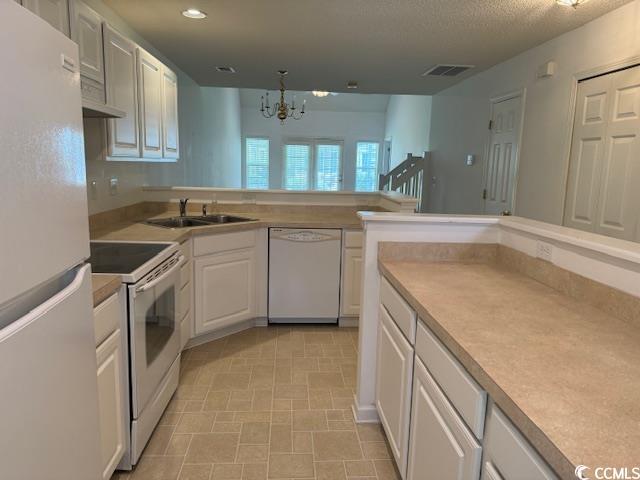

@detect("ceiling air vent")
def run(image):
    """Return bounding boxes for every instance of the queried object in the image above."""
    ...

[216,66,236,73]
[422,64,474,77]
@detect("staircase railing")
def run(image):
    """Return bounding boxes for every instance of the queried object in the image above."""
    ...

[379,152,429,212]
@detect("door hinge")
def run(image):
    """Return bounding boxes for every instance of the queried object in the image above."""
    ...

[488,120,493,130]
[482,188,487,200]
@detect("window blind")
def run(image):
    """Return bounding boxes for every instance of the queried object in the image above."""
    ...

[284,143,311,190]
[315,144,342,191]
[245,138,270,189]
[355,142,380,192]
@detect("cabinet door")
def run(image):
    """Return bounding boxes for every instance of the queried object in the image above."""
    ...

[407,357,482,480]
[341,248,362,316]
[69,0,104,84]
[194,249,256,335]
[376,305,414,478]
[161,66,179,159]
[104,24,140,157]
[22,0,70,36]
[96,329,126,480]
[137,49,163,158]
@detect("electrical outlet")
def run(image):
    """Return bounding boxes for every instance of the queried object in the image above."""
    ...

[536,241,553,262]
[109,177,118,196]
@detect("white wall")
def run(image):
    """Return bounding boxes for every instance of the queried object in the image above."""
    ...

[384,95,432,169]
[428,0,640,222]
[188,88,242,188]
[241,108,386,191]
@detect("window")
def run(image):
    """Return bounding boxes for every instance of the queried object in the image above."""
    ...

[284,143,311,190]
[283,139,343,191]
[315,143,342,191]
[355,141,380,191]
[245,138,270,189]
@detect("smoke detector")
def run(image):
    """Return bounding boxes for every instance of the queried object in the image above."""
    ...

[422,65,474,77]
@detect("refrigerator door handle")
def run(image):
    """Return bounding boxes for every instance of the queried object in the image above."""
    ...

[0,264,90,341]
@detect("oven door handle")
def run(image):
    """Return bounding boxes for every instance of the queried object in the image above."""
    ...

[135,255,185,294]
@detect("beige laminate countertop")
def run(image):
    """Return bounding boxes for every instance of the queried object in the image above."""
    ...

[91,274,121,307]
[90,210,362,242]
[379,259,640,480]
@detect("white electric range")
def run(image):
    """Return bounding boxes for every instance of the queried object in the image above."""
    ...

[90,240,184,468]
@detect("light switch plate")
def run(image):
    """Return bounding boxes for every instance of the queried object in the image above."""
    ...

[89,180,97,200]
[536,241,553,262]
[109,177,118,196]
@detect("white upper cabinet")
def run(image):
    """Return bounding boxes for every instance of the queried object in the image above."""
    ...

[103,24,140,158]
[161,66,179,159]
[69,0,105,103]
[22,0,70,36]
[137,48,163,159]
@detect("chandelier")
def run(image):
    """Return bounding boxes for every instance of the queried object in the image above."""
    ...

[260,70,305,124]
[556,0,589,6]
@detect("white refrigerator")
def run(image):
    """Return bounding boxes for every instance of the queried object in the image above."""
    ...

[0,2,102,479]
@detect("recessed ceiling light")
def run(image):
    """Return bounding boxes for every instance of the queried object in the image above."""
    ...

[347,81,358,89]
[312,91,330,97]
[555,0,589,7]
[182,8,207,19]
[216,66,236,73]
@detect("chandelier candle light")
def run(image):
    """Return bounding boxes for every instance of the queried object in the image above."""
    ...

[260,70,305,124]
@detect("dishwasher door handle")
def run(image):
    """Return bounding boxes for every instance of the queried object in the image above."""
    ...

[271,230,341,242]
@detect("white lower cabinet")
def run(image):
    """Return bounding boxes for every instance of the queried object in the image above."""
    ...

[481,403,557,480]
[341,247,362,316]
[407,356,482,480]
[93,291,127,480]
[377,273,559,480]
[96,329,125,480]
[340,230,363,317]
[376,304,414,478]
[194,235,256,335]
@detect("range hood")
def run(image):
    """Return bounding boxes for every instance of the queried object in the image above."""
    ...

[82,98,125,118]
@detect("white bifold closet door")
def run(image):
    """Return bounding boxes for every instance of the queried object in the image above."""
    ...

[564,65,640,242]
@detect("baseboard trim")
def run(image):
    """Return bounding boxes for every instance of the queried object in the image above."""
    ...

[339,316,359,328]
[351,395,380,423]
[184,318,263,349]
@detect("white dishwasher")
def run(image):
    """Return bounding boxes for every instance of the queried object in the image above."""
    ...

[269,228,342,324]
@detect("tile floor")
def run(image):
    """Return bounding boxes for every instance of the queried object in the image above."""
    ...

[112,326,400,480]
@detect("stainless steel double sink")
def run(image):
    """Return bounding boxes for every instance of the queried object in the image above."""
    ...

[145,214,255,229]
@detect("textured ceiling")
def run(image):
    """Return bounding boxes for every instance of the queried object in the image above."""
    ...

[103,0,632,94]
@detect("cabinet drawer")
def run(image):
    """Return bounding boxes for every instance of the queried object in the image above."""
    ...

[194,230,255,257]
[416,320,486,439]
[179,282,191,319]
[380,277,416,343]
[407,356,482,480]
[179,239,192,260]
[344,231,363,248]
[481,403,557,480]
[180,259,192,288]
[94,292,120,347]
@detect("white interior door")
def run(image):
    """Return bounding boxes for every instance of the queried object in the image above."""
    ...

[564,65,640,241]
[484,95,522,215]
[563,74,610,232]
